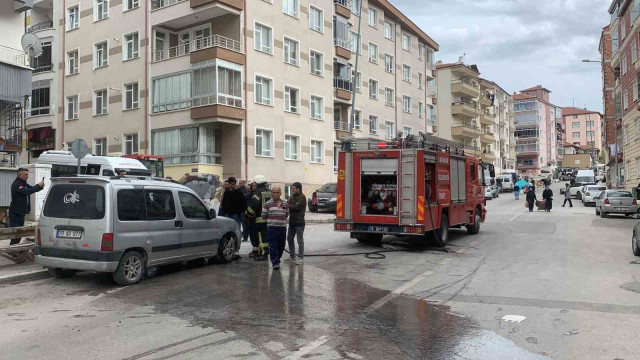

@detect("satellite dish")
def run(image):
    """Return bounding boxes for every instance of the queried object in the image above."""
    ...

[21,32,42,58]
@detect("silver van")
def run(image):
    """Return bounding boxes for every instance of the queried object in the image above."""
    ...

[34,176,241,285]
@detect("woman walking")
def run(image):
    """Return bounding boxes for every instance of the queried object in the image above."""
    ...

[542,185,553,212]
[526,185,537,212]
[514,185,520,200]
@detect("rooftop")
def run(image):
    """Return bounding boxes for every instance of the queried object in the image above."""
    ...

[370,0,439,51]
[562,107,602,117]
[513,94,536,101]
[521,85,552,93]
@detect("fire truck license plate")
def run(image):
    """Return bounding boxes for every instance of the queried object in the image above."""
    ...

[368,226,389,232]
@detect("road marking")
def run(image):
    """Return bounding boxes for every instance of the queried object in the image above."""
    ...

[503,214,519,223]
[284,269,435,359]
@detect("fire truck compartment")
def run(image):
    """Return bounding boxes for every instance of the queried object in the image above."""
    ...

[360,158,398,216]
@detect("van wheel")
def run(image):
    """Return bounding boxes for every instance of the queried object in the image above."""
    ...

[113,251,145,286]
[218,235,237,264]
[48,268,77,279]
[467,210,481,235]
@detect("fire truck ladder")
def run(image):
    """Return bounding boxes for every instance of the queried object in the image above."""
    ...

[399,150,417,225]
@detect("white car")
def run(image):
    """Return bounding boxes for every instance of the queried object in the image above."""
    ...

[484,186,493,199]
[582,185,607,206]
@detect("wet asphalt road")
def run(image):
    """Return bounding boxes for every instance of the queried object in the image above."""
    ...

[2,182,640,359]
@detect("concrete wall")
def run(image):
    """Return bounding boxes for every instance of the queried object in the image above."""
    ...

[0,2,25,51]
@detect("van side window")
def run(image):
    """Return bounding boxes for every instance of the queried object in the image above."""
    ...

[103,170,115,176]
[178,192,208,220]
[51,164,87,177]
[146,190,176,220]
[86,164,100,175]
[117,189,147,221]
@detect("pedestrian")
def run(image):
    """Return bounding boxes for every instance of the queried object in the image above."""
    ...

[263,186,288,270]
[244,182,256,248]
[513,185,520,200]
[542,184,553,212]
[238,179,249,242]
[285,182,306,265]
[245,176,270,261]
[218,180,230,216]
[220,177,245,227]
[562,183,573,207]
[526,184,537,212]
[9,169,45,245]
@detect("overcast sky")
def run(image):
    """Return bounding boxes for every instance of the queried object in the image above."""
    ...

[393,0,609,112]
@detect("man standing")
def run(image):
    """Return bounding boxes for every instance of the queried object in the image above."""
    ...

[262,186,288,270]
[9,169,45,245]
[285,182,306,265]
[238,179,249,242]
[245,175,271,261]
[562,183,573,207]
[526,185,537,212]
[220,177,245,227]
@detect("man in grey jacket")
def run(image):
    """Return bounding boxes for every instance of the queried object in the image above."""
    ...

[285,182,306,265]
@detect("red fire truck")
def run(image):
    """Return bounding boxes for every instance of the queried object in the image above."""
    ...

[122,154,165,178]
[334,134,489,246]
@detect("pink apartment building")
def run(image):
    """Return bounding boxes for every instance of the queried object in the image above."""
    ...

[562,107,603,152]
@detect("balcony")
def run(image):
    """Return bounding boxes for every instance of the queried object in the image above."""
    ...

[334,77,353,101]
[451,122,479,138]
[452,98,479,119]
[0,45,29,68]
[480,112,495,125]
[451,79,480,98]
[334,120,349,131]
[28,20,53,33]
[427,115,437,126]
[464,146,481,155]
[516,144,540,155]
[152,0,242,11]
[479,94,492,107]
[334,0,352,18]
[516,162,538,170]
[480,131,496,143]
[481,152,496,162]
[152,34,244,68]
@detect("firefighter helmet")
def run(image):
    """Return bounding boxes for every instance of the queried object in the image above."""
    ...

[254,175,267,185]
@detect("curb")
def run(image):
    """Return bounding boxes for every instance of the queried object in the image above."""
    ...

[0,269,50,285]
[306,219,334,224]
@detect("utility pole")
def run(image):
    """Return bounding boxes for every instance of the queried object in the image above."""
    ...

[348,0,364,135]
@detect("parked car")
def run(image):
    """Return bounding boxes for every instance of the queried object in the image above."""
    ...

[571,170,596,199]
[308,183,338,212]
[490,184,500,198]
[582,185,607,206]
[34,176,242,285]
[484,186,493,200]
[632,221,640,256]
[595,190,638,218]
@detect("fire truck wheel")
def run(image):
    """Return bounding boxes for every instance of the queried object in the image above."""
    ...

[467,210,481,235]
[435,214,449,246]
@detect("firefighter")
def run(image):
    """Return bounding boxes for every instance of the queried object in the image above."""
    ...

[246,175,271,261]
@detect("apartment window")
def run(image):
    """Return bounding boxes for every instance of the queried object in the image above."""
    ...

[94,89,108,115]
[334,146,339,172]
[572,122,580,128]
[124,133,138,155]
[623,54,628,75]
[284,86,299,113]
[385,87,394,107]
[191,59,243,108]
[29,86,50,116]
[350,31,361,54]
[124,82,139,110]
[385,121,395,139]
[124,32,140,60]
[368,79,378,99]
[418,73,424,89]
[310,96,323,120]
[402,64,411,82]
[333,16,350,49]
[622,18,627,39]
[95,0,109,21]
[418,102,424,118]
[124,0,139,10]
[418,44,424,60]
[66,95,78,119]
[353,110,362,130]
[634,42,638,64]
[403,126,412,137]
[94,42,108,68]
[403,96,412,113]
[572,132,580,138]
[310,51,323,76]
[284,38,299,66]
[94,138,107,156]
[353,71,362,92]
[369,43,378,63]
[402,33,411,51]
[368,7,377,28]
[587,121,594,128]
[254,76,273,105]
[384,54,394,73]
[309,6,323,32]
[587,131,595,138]
[310,140,324,163]
[427,48,435,69]
[254,23,272,54]
[283,0,298,18]
[624,89,629,109]
[384,21,393,39]
[369,115,378,135]
[151,71,191,113]
[67,6,79,30]
[284,134,299,160]
[255,129,273,157]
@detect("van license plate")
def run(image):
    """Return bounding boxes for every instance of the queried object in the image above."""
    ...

[57,230,82,239]
[614,207,628,211]
[368,226,389,232]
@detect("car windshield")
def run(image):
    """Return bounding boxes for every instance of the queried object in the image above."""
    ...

[576,176,594,183]
[607,191,633,198]
[318,183,337,193]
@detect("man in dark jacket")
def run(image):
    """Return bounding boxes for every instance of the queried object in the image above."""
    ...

[245,175,271,261]
[220,177,245,227]
[526,185,537,212]
[284,182,306,265]
[9,169,44,245]
[542,185,553,212]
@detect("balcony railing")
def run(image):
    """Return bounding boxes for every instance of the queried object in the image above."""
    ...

[452,98,478,109]
[33,64,53,73]
[333,77,353,91]
[152,34,242,62]
[453,122,479,130]
[28,20,53,33]
[0,45,28,68]
[151,0,187,11]
[152,93,243,114]
[455,78,479,88]
[334,120,349,131]
[333,0,352,7]
[334,37,351,50]
[427,115,436,126]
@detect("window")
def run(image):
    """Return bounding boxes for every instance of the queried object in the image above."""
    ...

[254,23,272,54]
[151,71,191,113]
[402,64,411,82]
[310,96,323,120]
[124,133,139,154]
[385,87,394,107]
[285,134,300,160]
[94,42,108,68]
[124,82,139,110]
[385,121,395,139]
[587,131,595,138]
[634,42,638,64]
[284,185,292,199]
[30,86,50,116]
[95,0,109,21]
[191,60,243,108]
[152,126,219,165]
[94,138,106,156]
[418,43,424,60]
[418,102,424,118]
[44,185,105,220]
[624,89,629,109]
[333,16,350,49]
[403,95,412,113]
[369,115,378,135]
[67,6,79,30]
[369,79,378,99]
[255,76,273,105]
[124,32,139,60]
[284,86,299,113]
[623,54,628,75]
[403,126,412,137]
[66,95,78,119]
[587,121,594,128]
[178,192,208,220]
[255,129,273,157]
[572,122,580,128]
[384,21,393,39]
[384,54,394,73]
[283,0,298,18]
[145,190,176,221]
[353,71,362,92]
[418,73,424,89]
[94,89,107,115]
[622,18,627,39]
[369,43,378,63]
[427,49,435,69]
[310,140,324,163]
[353,110,362,130]
[309,6,323,32]
[402,33,411,51]
[334,146,339,172]
[124,0,139,10]
[310,51,323,76]
[572,132,580,138]
[368,7,377,28]
[284,38,299,66]
[350,31,361,54]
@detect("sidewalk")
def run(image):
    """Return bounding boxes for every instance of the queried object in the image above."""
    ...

[0,240,49,285]
[305,211,335,224]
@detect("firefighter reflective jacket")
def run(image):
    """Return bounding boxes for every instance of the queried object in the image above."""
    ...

[246,185,272,223]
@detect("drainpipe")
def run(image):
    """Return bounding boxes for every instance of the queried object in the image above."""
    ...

[348,0,363,134]
[61,0,66,148]
[243,0,248,180]
[145,0,150,154]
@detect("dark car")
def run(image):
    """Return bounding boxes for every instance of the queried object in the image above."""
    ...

[308,183,337,213]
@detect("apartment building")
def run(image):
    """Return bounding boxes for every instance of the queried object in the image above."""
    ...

[562,107,603,153]
[599,24,619,182]
[490,81,516,173]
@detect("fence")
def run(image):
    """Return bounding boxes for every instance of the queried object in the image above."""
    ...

[152,34,242,62]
